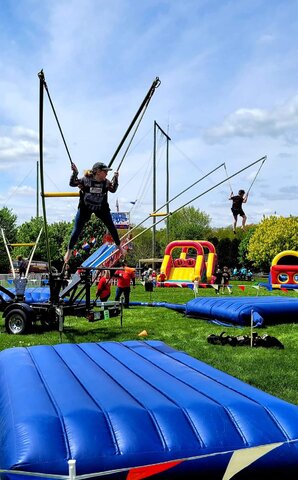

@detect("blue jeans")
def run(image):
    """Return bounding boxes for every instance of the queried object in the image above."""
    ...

[68,202,120,250]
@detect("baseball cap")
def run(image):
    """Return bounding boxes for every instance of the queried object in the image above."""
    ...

[92,162,112,172]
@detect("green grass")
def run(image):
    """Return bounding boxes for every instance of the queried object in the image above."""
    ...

[1,280,298,405]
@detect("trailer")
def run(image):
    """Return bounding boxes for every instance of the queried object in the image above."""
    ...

[0,230,123,335]
[0,266,123,335]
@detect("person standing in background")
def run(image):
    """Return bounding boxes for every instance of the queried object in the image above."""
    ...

[114,262,136,308]
[96,270,111,302]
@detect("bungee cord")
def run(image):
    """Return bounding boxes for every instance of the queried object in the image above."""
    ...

[224,155,267,196]
[108,77,161,170]
[246,155,267,195]
[38,70,75,170]
[118,162,226,243]
[224,163,233,194]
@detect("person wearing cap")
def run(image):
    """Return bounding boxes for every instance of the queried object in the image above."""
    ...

[64,162,125,262]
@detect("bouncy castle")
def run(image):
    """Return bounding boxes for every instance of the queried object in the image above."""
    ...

[158,240,217,287]
[260,250,298,290]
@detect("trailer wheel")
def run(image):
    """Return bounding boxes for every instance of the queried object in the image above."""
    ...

[5,309,31,335]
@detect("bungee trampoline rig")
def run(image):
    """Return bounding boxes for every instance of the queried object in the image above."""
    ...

[0,71,161,335]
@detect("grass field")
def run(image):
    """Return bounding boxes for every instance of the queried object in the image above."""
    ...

[0,279,297,405]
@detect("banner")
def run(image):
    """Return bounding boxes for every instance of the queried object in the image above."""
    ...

[111,212,130,229]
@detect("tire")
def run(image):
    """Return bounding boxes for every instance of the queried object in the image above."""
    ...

[5,309,31,335]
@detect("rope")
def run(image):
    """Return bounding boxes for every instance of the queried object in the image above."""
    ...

[119,162,225,242]
[108,77,161,169]
[223,163,233,194]
[38,70,75,169]
[115,93,153,172]
[247,155,267,194]
[85,155,271,268]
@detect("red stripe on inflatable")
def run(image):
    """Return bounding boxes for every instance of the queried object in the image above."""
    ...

[281,287,289,292]
[127,460,183,479]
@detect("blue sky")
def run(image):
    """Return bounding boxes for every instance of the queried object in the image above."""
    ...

[0,0,298,231]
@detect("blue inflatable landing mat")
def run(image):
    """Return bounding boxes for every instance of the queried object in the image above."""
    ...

[0,286,51,303]
[185,296,298,326]
[0,341,297,479]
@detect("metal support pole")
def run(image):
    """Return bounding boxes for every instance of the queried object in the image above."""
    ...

[36,160,39,218]
[152,121,157,269]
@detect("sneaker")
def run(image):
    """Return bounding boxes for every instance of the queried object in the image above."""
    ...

[64,249,72,263]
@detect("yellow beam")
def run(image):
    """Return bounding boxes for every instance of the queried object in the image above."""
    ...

[149,212,169,217]
[9,243,36,247]
[42,192,80,197]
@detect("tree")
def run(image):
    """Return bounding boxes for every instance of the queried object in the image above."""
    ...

[125,227,157,267]
[238,226,257,267]
[247,216,298,270]
[0,207,18,272]
[161,206,212,246]
[14,217,45,261]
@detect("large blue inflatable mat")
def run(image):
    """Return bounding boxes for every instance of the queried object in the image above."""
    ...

[0,340,298,479]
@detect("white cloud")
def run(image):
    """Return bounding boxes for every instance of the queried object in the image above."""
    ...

[203,96,298,144]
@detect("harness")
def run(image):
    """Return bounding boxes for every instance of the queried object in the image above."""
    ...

[81,178,109,211]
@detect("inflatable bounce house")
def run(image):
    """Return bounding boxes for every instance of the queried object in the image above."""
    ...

[261,250,298,290]
[158,240,217,287]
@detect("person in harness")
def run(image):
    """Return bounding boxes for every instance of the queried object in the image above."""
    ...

[64,162,125,263]
[229,189,248,233]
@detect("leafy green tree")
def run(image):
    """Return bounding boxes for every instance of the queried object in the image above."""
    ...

[247,216,298,270]
[238,226,257,267]
[0,207,18,272]
[162,206,212,245]
[125,227,157,267]
[14,217,45,261]
[48,221,73,269]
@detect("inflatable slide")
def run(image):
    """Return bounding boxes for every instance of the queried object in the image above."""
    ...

[159,240,217,287]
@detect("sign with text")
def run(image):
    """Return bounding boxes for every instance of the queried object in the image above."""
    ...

[111,212,130,229]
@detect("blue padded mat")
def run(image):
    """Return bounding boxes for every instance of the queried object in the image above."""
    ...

[0,341,297,479]
[185,296,298,326]
[0,286,51,303]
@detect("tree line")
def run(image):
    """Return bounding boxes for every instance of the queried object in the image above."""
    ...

[0,206,297,273]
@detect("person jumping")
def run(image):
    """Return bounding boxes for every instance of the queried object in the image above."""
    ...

[64,162,126,263]
[229,189,248,233]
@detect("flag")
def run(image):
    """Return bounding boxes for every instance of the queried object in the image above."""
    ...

[252,285,260,290]
[90,236,96,247]
[238,285,245,292]
[211,284,219,291]
[281,287,289,293]
[82,241,90,251]
[130,200,137,205]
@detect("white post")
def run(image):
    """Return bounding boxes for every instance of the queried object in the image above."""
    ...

[68,459,76,480]
[250,309,254,348]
